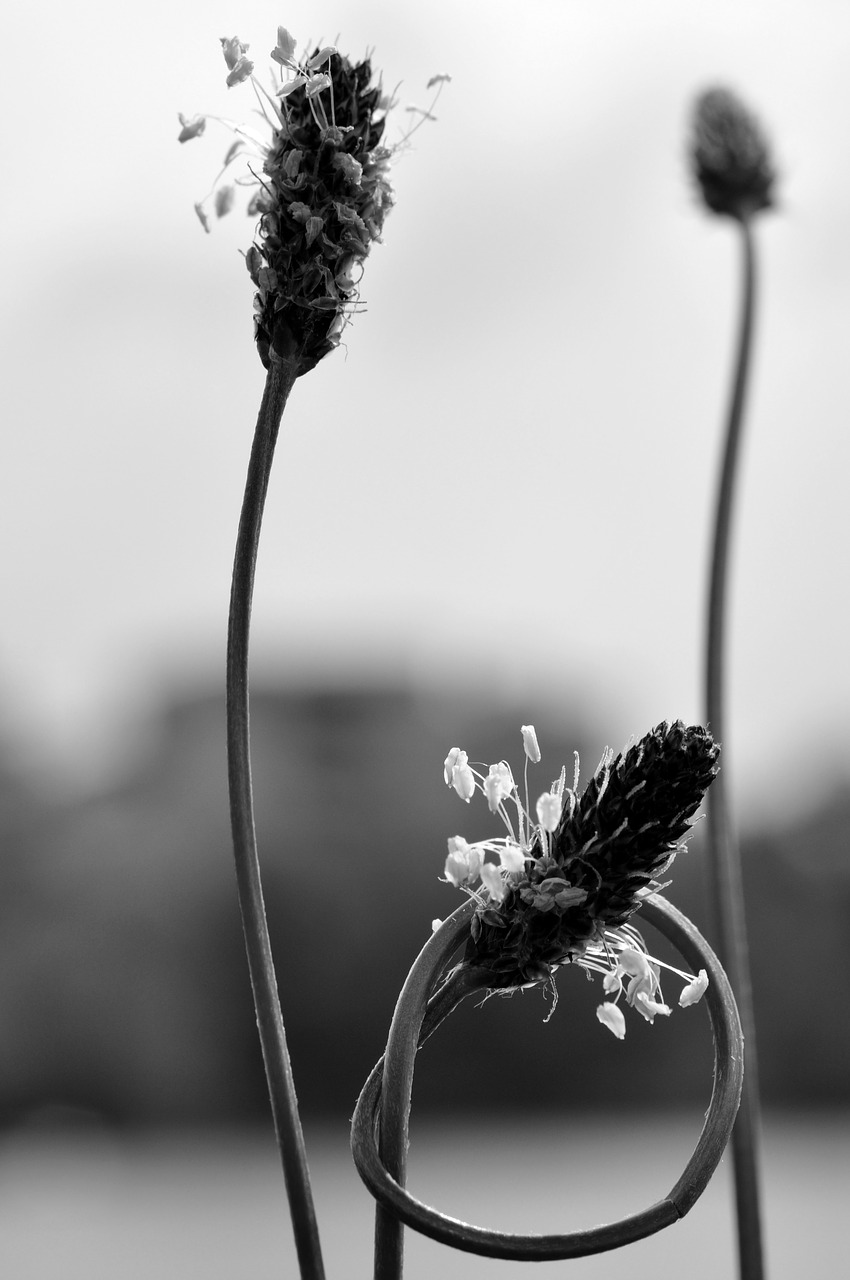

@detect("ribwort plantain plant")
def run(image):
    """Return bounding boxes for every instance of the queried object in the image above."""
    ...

[177,29,770,1280]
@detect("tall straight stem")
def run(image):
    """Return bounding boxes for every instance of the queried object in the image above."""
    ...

[704,214,765,1280]
[227,356,325,1280]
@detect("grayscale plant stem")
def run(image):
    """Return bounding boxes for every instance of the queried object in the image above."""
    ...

[705,212,765,1280]
[226,355,325,1280]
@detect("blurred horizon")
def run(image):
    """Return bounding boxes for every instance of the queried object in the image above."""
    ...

[2,676,849,1130]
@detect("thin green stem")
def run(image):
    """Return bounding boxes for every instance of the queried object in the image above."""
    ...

[226,355,326,1280]
[704,213,765,1280]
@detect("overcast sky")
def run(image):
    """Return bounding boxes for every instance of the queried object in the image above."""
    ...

[2,0,849,819]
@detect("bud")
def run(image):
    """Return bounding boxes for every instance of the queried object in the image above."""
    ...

[520,724,541,763]
[691,87,775,219]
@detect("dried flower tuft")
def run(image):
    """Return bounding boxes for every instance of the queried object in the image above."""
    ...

[691,87,775,219]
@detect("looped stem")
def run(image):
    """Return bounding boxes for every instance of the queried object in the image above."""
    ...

[352,895,743,1275]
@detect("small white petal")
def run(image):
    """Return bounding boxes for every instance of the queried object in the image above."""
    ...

[443,747,462,785]
[596,1003,626,1039]
[479,863,507,903]
[498,844,526,874]
[521,725,541,763]
[616,947,652,981]
[602,970,621,994]
[431,918,442,933]
[484,762,513,812]
[271,27,298,65]
[635,993,672,1023]
[307,46,337,70]
[679,970,709,1007]
[452,763,476,802]
[536,792,562,833]
[277,74,309,98]
[444,837,481,886]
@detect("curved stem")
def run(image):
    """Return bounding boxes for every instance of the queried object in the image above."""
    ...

[226,356,325,1280]
[704,213,765,1280]
[372,901,482,1280]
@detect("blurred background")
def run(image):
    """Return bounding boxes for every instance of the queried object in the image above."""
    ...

[1,0,848,1275]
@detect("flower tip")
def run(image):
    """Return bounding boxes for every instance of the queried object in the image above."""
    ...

[596,1003,626,1039]
[691,86,775,219]
[679,969,709,1007]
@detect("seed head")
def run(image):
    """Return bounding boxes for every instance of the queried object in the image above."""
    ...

[691,87,775,219]
[179,31,450,374]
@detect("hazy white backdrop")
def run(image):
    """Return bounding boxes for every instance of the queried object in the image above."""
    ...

[2,0,849,818]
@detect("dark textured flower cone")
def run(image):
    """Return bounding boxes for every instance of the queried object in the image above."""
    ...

[247,52,393,373]
[462,721,720,985]
[691,88,775,220]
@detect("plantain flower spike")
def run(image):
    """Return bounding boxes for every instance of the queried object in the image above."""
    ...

[440,720,719,1035]
[178,28,449,374]
[691,87,775,220]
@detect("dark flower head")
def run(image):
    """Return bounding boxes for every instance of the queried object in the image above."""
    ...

[441,721,719,1035]
[691,87,775,219]
[178,30,430,375]
[248,45,394,373]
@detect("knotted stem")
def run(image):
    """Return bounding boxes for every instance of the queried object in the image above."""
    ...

[353,895,743,1276]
